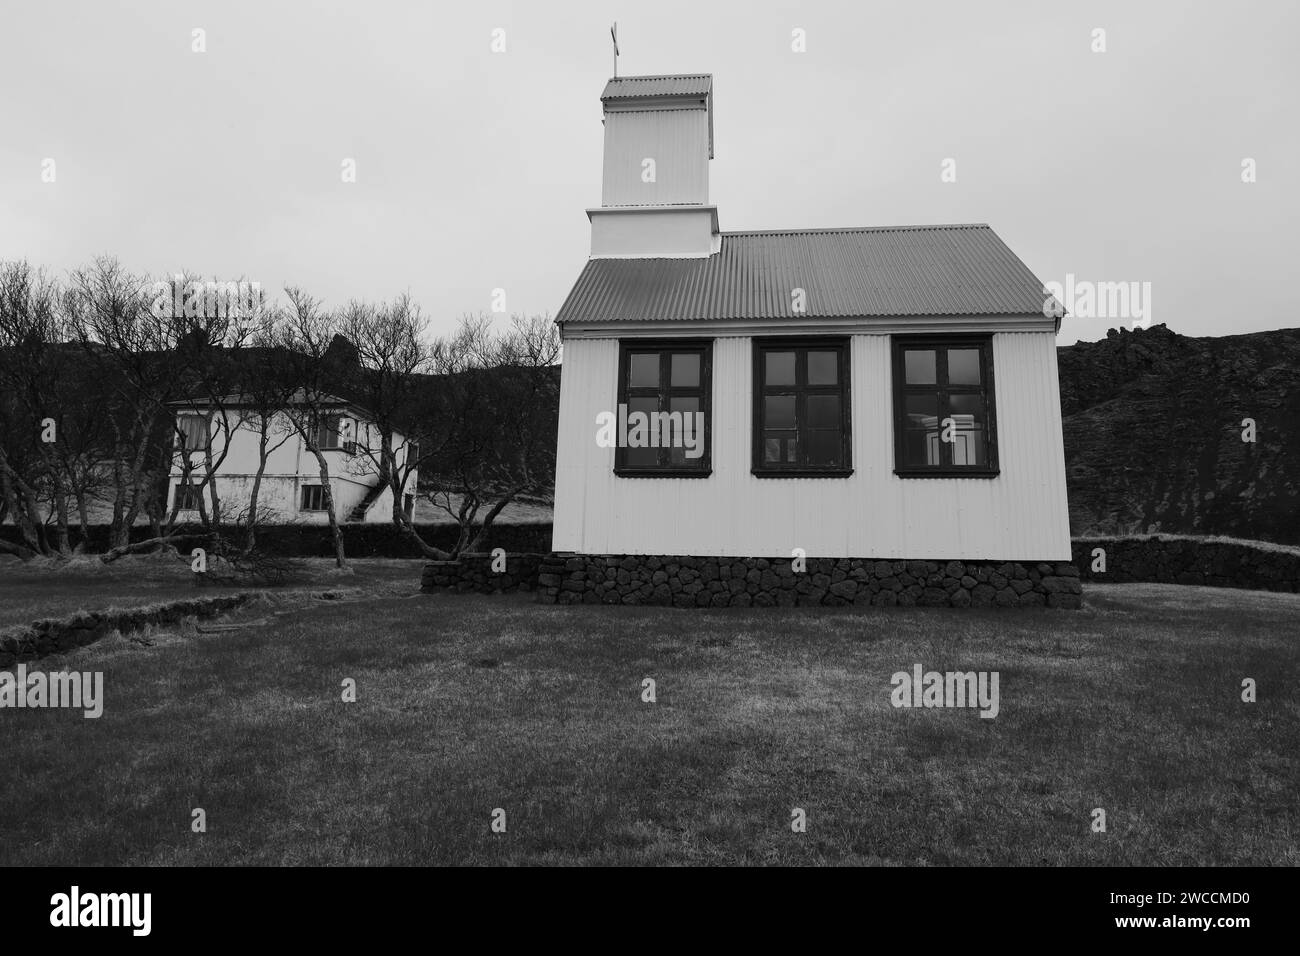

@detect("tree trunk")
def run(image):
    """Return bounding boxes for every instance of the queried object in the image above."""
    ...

[0,538,36,560]
[99,533,207,564]
[393,510,452,559]
[74,488,91,553]
[51,480,71,556]
[309,448,346,568]
[0,465,49,557]
[464,490,520,553]
[245,429,270,554]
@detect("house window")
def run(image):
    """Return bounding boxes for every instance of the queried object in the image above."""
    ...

[614,341,712,476]
[174,482,203,511]
[406,441,420,468]
[315,415,342,450]
[300,485,327,511]
[404,494,415,520]
[752,340,851,476]
[177,415,210,452]
[892,336,998,476]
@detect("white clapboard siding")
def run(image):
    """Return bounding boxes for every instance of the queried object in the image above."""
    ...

[552,331,1071,560]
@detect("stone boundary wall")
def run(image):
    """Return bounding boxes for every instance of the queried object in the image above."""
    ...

[0,522,554,559]
[1073,535,1299,593]
[443,555,1082,609]
[0,594,252,666]
[420,553,546,594]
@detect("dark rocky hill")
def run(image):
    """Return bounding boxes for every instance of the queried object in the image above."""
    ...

[1058,324,1300,545]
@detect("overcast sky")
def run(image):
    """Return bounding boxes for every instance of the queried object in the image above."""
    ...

[2,0,1295,344]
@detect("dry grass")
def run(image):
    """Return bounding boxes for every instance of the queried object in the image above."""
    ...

[1,578,1296,866]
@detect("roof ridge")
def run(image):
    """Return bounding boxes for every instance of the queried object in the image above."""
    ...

[722,223,990,237]
[606,73,712,81]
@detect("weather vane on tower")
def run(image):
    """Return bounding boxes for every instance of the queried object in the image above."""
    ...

[611,22,620,78]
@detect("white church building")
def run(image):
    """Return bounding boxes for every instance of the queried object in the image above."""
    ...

[551,73,1072,565]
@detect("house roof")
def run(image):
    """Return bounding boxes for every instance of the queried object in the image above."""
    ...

[167,389,375,418]
[556,224,1058,324]
[600,74,712,102]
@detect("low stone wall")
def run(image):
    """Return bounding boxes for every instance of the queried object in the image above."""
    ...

[419,553,546,594]
[0,521,555,559]
[0,594,252,666]
[1073,535,1300,593]
[533,555,1082,609]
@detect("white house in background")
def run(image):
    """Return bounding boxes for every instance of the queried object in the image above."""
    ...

[168,393,418,525]
[552,73,1071,561]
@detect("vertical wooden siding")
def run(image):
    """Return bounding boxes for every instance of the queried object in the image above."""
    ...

[552,332,1071,559]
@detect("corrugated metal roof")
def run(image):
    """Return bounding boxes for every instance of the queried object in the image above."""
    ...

[557,224,1056,322]
[600,74,712,101]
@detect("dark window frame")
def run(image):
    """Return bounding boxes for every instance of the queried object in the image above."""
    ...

[751,338,853,478]
[891,334,999,478]
[315,414,344,452]
[614,339,713,478]
[174,482,204,511]
[300,484,327,512]
[177,414,211,453]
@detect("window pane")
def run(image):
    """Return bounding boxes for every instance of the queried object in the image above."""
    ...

[948,420,986,466]
[807,350,838,385]
[947,394,986,465]
[948,348,981,385]
[807,430,841,466]
[670,353,700,387]
[624,396,658,466]
[764,395,796,428]
[948,393,985,417]
[668,396,703,465]
[902,430,939,467]
[181,417,209,450]
[903,393,941,467]
[317,415,340,449]
[765,351,795,386]
[806,395,840,428]
[763,432,796,464]
[904,350,936,385]
[904,393,939,425]
[628,352,660,388]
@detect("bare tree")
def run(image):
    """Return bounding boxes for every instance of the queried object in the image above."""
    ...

[64,257,177,553]
[271,288,350,568]
[406,314,560,558]
[234,310,300,553]
[162,276,262,542]
[0,261,107,558]
[337,294,434,530]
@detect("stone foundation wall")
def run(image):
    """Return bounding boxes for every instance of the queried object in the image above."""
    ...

[532,555,1082,609]
[0,594,251,666]
[1073,535,1299,593]
[419,553,546,594]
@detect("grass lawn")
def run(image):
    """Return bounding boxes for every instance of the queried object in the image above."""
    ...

[1,573,1296,865]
